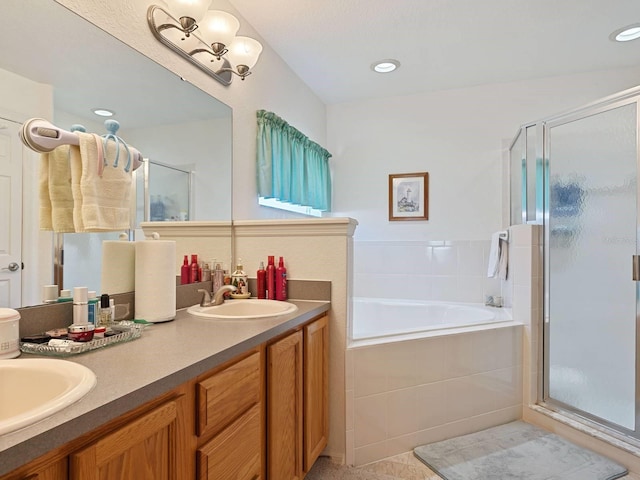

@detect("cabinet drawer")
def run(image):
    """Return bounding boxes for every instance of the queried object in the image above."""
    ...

[197,350,262,438]
[197,403,262,480]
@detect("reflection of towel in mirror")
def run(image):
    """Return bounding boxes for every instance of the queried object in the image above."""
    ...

[47,145,75,232]
[77,132,132,232]
[39,152,52,230]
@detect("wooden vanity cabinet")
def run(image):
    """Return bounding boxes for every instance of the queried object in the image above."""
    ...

[2,314,328,480]
[195,348,265,480]
[2,456,67,480]
[267,330,304,480]
[69,399,183,480]
[267,315,329,480]
[303,315,329,474]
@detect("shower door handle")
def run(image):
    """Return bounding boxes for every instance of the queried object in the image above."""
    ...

[633,255,640,281]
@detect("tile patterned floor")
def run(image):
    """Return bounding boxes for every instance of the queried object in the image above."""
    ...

[306,452,640,480]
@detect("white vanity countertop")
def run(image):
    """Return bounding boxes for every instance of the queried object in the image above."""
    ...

[0,299,330,476]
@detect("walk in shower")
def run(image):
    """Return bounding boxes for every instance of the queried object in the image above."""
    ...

[510,86,640,440]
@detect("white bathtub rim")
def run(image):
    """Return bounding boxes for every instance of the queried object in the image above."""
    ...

[348,319,523,349]
[350,297,514,346]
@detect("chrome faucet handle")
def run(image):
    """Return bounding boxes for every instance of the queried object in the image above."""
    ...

[212,285,237,305]
[197,289,213,307]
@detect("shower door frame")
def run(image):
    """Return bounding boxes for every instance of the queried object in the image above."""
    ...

[540,87,640,442]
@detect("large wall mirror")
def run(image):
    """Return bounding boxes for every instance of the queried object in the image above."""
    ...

[0,0,232,307]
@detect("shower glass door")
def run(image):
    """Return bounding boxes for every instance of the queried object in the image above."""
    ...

[545,100,638,433]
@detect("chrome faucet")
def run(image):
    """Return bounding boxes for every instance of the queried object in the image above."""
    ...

[198,285,237,307]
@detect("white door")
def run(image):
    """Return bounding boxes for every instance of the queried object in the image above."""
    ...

[0,118,22,307]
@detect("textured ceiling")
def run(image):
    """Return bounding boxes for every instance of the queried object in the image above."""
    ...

[229,0,640,104]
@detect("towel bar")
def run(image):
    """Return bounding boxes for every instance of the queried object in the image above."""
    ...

[19,118,143,171]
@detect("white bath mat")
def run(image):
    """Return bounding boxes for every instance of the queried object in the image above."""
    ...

[414,421,628,480]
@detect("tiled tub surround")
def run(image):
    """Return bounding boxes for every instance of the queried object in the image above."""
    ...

[345,323,523,466]
[353,240,505,305]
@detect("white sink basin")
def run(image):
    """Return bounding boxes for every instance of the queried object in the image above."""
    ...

[0,358,96,435]
[187,299,298,319]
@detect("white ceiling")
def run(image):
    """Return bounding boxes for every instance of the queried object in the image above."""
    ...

[228,0,640,104]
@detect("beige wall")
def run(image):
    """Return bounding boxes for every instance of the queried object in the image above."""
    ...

[233,218,357,461]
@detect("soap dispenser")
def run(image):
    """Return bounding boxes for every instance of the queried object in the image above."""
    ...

[231,260,250,298]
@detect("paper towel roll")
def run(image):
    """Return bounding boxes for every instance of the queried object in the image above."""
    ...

[101,240,135,294]
[135,237,176,323]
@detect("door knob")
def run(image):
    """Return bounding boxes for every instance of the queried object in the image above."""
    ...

[2,262,19,272]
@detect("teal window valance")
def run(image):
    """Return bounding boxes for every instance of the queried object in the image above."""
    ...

[256,110,332,211]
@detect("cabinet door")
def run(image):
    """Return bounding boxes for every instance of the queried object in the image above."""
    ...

[197,350,262,438]
[70,400,178,480]
[267,330,303,480]
[303,315,329,473]
[197,403,262,480]
[1,456,67,480]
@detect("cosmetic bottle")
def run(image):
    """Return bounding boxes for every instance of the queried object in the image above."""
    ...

[72,287,88,325]
[276,257,287,301]
[99,293,112,326]
[266,255,276,300]
[257,262,267,299]
[190,254,199,283]
[43,284,58,304]
[57,289,73,302]
[202,262,211,282]
[213,261,224,293]
[88,291,98,325]
[110,298,116,321]
[231,260,250,298]
[180,255,190,284]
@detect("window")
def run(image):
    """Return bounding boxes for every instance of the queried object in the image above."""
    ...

[256,110,331,214]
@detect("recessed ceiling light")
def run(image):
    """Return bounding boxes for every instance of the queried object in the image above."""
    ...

[610,24,640,42]
[92,108,115,117]
[371,59,400,73]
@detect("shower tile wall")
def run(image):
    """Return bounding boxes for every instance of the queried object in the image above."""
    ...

[354,241,503,303]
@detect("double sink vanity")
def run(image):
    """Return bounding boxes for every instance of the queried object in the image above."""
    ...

[0,293,330,479]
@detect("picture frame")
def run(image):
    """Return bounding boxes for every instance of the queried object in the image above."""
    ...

[388,172,429,221]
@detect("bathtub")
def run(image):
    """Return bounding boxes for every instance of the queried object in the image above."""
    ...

[346,297,522,466]
[351,297,513,342]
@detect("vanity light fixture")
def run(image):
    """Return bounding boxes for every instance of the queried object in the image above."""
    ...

[147,1,263,86]
[610,24,640,42]
[371,59,400,73]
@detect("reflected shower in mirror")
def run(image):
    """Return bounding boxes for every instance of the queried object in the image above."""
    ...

[0,0,232,307]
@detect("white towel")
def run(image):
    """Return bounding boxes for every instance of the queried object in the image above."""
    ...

[77,132,133,232]
[498,238,508,280]
[487,232,509,280]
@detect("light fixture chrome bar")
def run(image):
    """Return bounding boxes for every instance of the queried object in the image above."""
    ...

[147,5,233,86]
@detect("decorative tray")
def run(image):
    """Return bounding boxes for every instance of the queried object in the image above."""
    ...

[20,322,146,357]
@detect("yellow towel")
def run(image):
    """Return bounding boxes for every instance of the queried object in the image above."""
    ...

[78,132,133,232]
[48,145,75,233]
[39,152,52,230]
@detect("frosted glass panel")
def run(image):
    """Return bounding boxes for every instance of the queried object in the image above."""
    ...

[548,103,637,429]
[510,130,525,225]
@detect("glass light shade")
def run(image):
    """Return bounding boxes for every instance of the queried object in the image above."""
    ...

[227,36,263,69]
[164,0,212,23]
[199,10,240,48]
